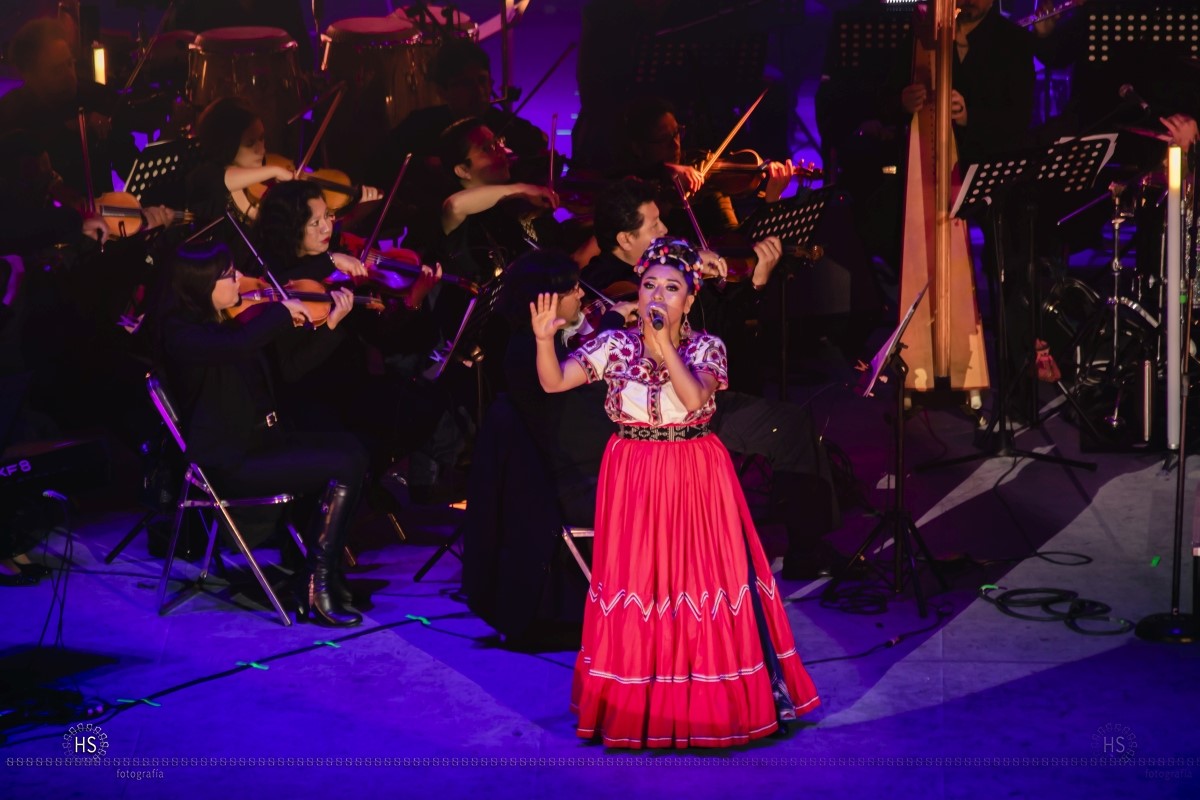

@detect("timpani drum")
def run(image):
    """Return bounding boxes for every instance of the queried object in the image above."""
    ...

[392,5,479,42]
[188,27,303,150]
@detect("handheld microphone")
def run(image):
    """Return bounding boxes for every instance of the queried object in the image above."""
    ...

[649,306,666,331]
[1118,84,1150,112]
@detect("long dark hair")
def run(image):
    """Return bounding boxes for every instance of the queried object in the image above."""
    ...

[196,96,259,165]
[502,249,580,330]
[141,240,233,362]
[254,181,323,274]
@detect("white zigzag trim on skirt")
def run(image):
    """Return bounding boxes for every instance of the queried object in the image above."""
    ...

[580,648,801,685]
[575,720,781,745]
[590,577,780,622]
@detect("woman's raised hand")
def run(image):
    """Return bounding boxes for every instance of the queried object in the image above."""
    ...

[330,252,369,278]
[529,292,566,341]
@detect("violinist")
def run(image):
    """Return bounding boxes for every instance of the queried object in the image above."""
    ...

[438,117,560,284]
[253,180,464,503]
[610,97,796,235]
[141,240,365,626]
[0,18,137,198]
[375,39,549,190]
[186,96,382,228]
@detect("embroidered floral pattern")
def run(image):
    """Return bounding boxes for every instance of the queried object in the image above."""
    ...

[569,329,729,425]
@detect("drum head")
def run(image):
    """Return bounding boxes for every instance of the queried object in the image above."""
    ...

[194,27,296,54]
[325,17,418,44]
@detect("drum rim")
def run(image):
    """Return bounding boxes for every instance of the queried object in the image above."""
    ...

[193,26,297,51]
[325,16,419,42]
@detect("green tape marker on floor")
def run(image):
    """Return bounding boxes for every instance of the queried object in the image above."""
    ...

[116,698,162,707]
[1151,556,1161,567]
[314,640,341,648]
[405,614,431,626]
[235,661,269,670]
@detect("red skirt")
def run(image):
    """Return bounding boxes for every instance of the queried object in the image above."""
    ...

[571,432,820,749]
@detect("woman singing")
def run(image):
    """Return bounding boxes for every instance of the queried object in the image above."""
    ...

[531,237,819,748]
[143,240,367,626]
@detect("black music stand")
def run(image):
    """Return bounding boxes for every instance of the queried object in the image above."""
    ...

[412,275,506,583]
[123,137,203,210]
[743,187,834,400]
[919,136,1114,473]
[830,281,947,618]
[1084,1,1200,67]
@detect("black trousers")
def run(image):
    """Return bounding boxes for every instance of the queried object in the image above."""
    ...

[210,430,369,520]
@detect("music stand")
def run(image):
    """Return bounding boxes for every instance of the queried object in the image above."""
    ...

[412,275,506,583]
[831,281,947,618]
[123,137,203,209]
[1084,2,1200,66]
[920,136,1114,473]
[743,187,834,399]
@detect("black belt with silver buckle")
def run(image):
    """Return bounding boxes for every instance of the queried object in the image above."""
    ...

[618,423,710,442]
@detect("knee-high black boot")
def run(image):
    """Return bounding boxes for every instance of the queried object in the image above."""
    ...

[298,481,362,627]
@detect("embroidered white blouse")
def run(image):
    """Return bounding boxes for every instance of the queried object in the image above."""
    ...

[569,328,729,426]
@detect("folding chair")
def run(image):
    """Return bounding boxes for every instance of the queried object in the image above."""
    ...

[560,526,594,583]
[147,372,305,626]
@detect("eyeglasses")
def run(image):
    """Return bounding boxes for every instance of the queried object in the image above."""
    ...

[645,125,684,146]
[475,136,507,155]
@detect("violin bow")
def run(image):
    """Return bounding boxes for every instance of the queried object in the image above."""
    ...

[672,175,728,290]
[548,112,558,192]
[294,82,346,176]
[697,87,769,180]
[492,41,577,139]
[124,0,175,91]
[224,210,289,300]
[578,277,616,308]
[357,152,412,263]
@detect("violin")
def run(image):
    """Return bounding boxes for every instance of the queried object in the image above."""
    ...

[706,242,825,283]
[697,149,823,197]
[226,276,383,327]
[95,191,194,237]
[339,233,479,295]
[245,154,361,212]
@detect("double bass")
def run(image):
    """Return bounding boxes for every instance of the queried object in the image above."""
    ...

[897,0,989,394]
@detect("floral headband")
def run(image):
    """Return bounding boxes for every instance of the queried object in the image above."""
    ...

[634,237,703,290]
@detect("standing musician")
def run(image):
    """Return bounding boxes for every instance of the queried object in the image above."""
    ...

[0,18,138,198]
[896,0,1035,167]
[578,179,844,579]
[141,240,365,627]
[532,237,821,746]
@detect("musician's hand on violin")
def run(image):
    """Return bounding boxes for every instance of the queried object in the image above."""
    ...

[268,165,295,183]
[281,298,313,327]
[81,216,110,245]
[664,163,704,195]
[330,252,369,278]
[530,292,566,341]
[612,301,639,324]
[901,84,927,115]
[406,263,441,310]
[325,288,355,330]
[751,236,783,288]
[697,249,728,279]
[1159,115,1199,149]
[950,91,968,127]
[514,184,559,210]
[142,205,174,230]
[761,160,792,203]
[359,185,382,203]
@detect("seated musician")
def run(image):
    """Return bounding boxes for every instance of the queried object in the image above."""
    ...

[0,19,138,198]
[438,117,560,284]
[377,39,549,189]
[253,180,465,504]
[576,182,845,578]
[606,96,795,236]
[186,96,382,227]
[141,240,365,626]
